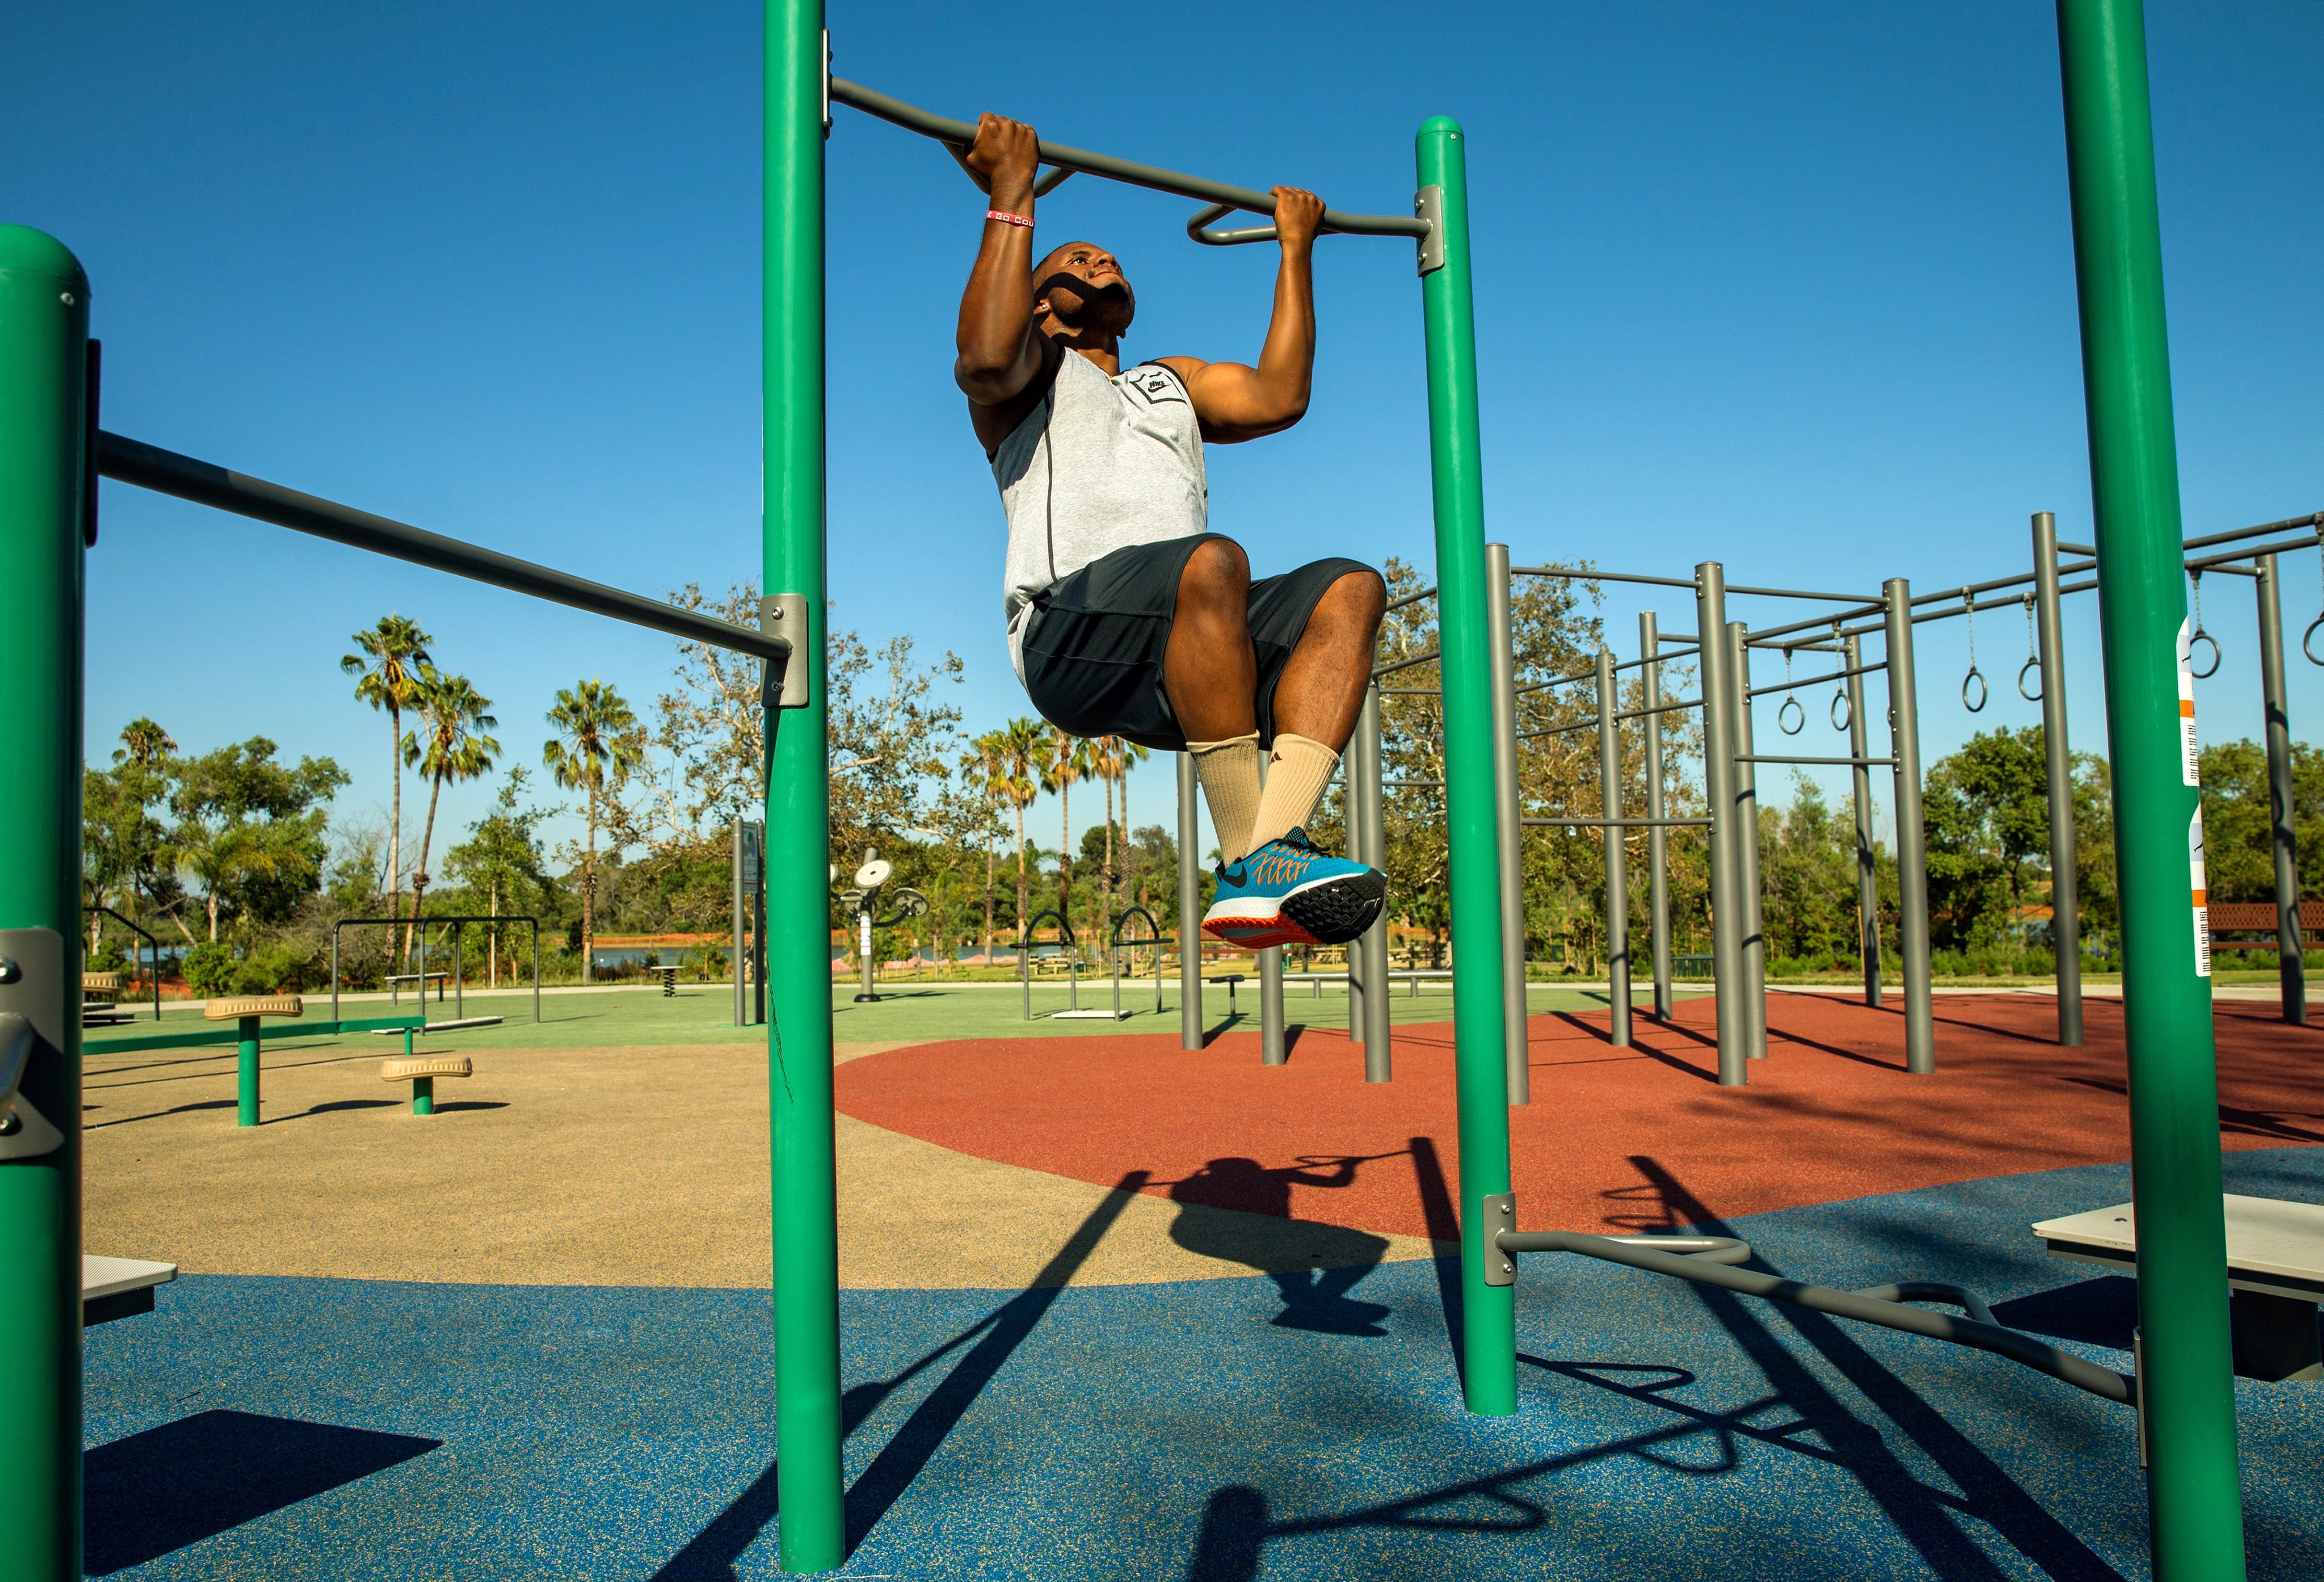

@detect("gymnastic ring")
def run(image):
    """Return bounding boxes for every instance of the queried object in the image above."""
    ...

[1778,696,1806,735]
[2188,630,2221,680]
[2305,615,2324,666]
[1830,692,1852,732]
[2018,656,2043,703]
[1963,667,1988,713]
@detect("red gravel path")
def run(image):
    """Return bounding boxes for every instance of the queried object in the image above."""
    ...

[834,992,2324,1240]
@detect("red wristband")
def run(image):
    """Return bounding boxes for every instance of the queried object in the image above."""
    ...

[986,209,1035,229]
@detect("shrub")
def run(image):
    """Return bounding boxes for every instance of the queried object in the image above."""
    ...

[89,940,131,976]
[232,943,310,995]
[183,942,237,996]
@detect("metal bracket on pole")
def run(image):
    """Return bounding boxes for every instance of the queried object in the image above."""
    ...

[0,929,69,1161]
[1414,186,1445,276]
[761,593,810,709]
[1480,1192,1517,1286]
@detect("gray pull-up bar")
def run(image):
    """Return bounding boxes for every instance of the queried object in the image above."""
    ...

[829,78,1432,247]
[95,432,791,664]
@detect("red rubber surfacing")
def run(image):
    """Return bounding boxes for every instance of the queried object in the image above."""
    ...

[834,994,2323,1241]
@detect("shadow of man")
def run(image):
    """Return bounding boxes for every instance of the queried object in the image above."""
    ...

[1166,1155,1396,1336]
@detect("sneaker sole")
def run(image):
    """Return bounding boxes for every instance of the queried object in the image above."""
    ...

[1202,870,1387,951]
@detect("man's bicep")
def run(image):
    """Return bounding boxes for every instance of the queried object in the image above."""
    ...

[1178,360,1284,442]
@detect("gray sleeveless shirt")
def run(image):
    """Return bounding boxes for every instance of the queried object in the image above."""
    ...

[992,351,1207,679]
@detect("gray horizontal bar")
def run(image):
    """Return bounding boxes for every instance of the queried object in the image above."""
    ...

[1512,565,1699,592]
[1616,697,1703,721]
[1524,817,1711,828]
[1737,755,1894,766]
[1520,719,1597,740]
[1386,585,1438,613]
[1655,632,1701,644]
[1724,582,1878,604]
[1379,687,1441,697]
[830,78,1430,242]
[1385,780,1445,789]
[2181,510,2324,553]
[95,432,790,663]
[2057,541,2097,556]
[1748,658,1885,695]
[2186,534,2319,574]
[1498,1231,2132,1406]
[2199,562,2259,578]
[1746,604,1888,644]
[1373,648,1441,678]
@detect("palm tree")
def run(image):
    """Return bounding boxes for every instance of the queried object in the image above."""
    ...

[1090,735,1152,919]
[997,718,1046,945]
[543,680,643,977]
[964,730,1010,960]
[117,717,176,768]
[341,615,433,934]
[1044,726,1096,926]
[403,667,500,960]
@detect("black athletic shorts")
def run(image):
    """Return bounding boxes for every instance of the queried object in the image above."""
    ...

[1020,534,1378,753]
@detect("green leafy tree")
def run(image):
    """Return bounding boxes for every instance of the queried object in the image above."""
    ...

[1043,727,1096,924]
[992,718,1045,942]
[446,766,557,985]
[2197,739,2324,905]
[169,738,348,941]
[402,666,500,955]
[84,719,179,952]
[341,615,433,932]
[544,680,644,972]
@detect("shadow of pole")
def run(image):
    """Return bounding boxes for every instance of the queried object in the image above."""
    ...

[842,1169,1152,1552]
[651,1171,1152,1579]
[1407,1136,1464,1384]
[1625,1155,2122,1582]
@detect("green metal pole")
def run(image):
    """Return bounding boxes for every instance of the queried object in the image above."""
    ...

[765,1,842,1571]
[0,222,90,1582]
[2054,4,2244,1575]
[237,1015,261,1126]
[411,1076,434,1117]
[1417,119,1515,1416]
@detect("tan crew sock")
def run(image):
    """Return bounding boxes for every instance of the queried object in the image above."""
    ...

[1246,734,1342,855]
[1187,732,1263,864]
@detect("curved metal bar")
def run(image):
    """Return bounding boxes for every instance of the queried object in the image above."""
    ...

[1185,202,1278,246]
[1849,1280,1999,1327]
[2305,614,2324,666]
[2019,656,2044,702]
[1778,697,1806,736]
[1498,1230,2134,1406]
[829,77,1429,242]
[1963,667,1988,713]
[1031,165,1075,198]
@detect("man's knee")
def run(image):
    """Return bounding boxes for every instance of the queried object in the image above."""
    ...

[1178,537,1251,609]
[1320,567,1388,627]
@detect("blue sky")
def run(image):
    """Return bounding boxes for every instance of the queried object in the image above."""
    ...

[8,1,2320,872]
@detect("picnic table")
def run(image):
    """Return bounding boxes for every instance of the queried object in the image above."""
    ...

[2032,1194,2324,1383]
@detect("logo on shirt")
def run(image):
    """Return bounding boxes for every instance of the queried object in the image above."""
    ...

[1120,364,1187,406]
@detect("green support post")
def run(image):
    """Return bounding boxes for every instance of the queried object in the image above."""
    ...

[765,1,844,1571]
[0,223,91,1582]
[2054,3,2245,1575]
[237,1014,262,1126]
[412,1076,434,1117]
[1417,120,1515,1416]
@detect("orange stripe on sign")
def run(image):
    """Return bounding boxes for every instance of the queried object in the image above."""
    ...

[2193,891,2208,906]
[2182,700,2196,717]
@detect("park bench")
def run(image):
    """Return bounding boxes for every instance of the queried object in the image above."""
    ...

[2032,1194,2324,1382]
[640,964,682,997]
[386,970,450,1006]
[83,1255,176,1326]
[81,970,132,1027]
[380,1053,472,1116]
[204,994,302,1126]
[2204,901,2321,953]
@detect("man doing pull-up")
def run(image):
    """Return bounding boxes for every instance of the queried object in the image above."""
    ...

[953,111,1389,951]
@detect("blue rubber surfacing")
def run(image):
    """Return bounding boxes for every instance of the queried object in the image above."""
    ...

[85,1151,2324,1580]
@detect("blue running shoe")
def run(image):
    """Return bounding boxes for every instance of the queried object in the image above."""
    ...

[1202,828,1386,950]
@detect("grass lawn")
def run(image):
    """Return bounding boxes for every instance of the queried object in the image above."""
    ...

[82,978,1710,1055]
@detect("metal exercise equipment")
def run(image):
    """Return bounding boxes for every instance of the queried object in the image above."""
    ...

[0,3,2287,1572]
[80,906,162,1023]
[330,915,542,1027]
[1961,589,1989,712]
[1014,909,1079,1021]
[732,816,766,1027]
[1107,907,1165,1019]
[2186,570,2220,679]
[837,849,929,1005]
